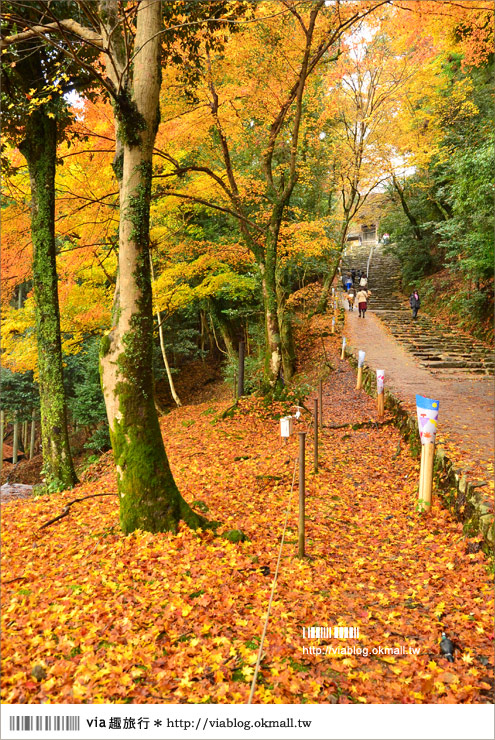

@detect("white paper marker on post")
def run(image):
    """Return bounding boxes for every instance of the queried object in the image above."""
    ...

[376,369,385,418]
[280,416,293,439]
[356,350,365,389]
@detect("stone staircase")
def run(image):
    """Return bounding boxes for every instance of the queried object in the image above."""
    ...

[341,243,494,376]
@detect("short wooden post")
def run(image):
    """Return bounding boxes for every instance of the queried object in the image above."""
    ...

[12,415,19,465]
[0,410,4,473]
[29,410,36,459]
[341,337,346,361]
[318,379,323,427]
[298,432,306,558]
[237,341,245,398]
[331,317,335,334]
[356,367,363,390]
[313,399,318,474]
[418,443,435,512]
[418,444,425,502]
[377,392,384,418]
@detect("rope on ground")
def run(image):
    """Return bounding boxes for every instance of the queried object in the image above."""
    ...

[247,456,299,704]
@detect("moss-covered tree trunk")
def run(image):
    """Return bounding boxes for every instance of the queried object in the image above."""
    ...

[99,0,203,534]
[276,281,295,383]
[20,110,77,489]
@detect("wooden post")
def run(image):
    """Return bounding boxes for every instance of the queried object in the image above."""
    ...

[377,392,384,418]
[331,317,335,334]
[12,415,19,465]
[298,432,306,558]
[318,379,323,427]
[237,341,245,398]
[418,443,435,512]
[341,338,346,361]
[313,399,318,474]
[418,444,425,503]
[0,410,4,473]
[29,410,36,459]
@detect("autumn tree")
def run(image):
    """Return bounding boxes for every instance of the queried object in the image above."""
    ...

[154,0,389,385]
[2,0,249,533]
[0,1,102,488]
[315,22,431,311]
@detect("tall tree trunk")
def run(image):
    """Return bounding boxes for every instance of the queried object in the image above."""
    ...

[99,0,203,534]
[392,175,423,242]
[316,218,351,314]
[260,263,282,386]
[277,283,295,383]
[208,301,236,361]
[20,110,77,489]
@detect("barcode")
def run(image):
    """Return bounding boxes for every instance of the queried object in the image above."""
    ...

[9,716,80,732]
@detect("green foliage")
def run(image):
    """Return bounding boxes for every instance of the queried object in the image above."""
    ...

[0,368,39,421]
[436,139,494,283]
[223,352,263,395]
[65,338,110,453]
[261,379,312,412]
[381,55,493,334]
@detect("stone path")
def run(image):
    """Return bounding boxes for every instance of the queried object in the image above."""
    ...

[340,243,494,476]
[1,483,34,504]
[342,244,494,376]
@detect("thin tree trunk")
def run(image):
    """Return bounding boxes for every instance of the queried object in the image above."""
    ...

[99,0,203,534]
[12,415,19,465]
[157,313,182,407]
[209,301,236,361]
[149,256,182,407]
[276,282,294,382]
[19,110,77,489]
[317,210,354,314]
[0,410,4,473]
[392,175,423,242]
[30,410,36,459]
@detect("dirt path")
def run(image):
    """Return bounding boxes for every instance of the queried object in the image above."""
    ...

[343,304,494,480]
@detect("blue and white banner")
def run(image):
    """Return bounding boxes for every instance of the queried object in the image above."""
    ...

[416,395,439,444]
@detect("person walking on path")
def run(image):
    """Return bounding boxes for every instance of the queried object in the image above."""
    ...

[359,273,368,289]
[356,288,370,318]
[345,274,353,292]
[347,287,356,311]
[409,290,421,319]
[351,268,356,284]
